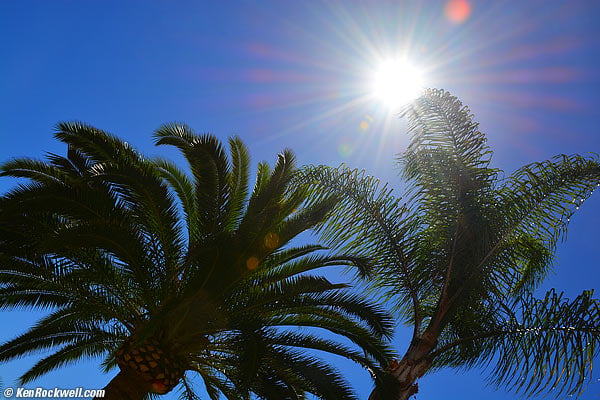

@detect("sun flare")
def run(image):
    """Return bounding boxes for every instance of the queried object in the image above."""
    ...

[372,59,425,109]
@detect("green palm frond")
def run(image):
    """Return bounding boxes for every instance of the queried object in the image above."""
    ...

[274,196,340,252]
[212,329,358,400]
[297,165,418,323]
[54,122,140,164]
[400,88,497,207]
[191,366,239,400]
[154,123,232,237]
[397,90,501,311]
[493,154,600,295]
[55,122,185,268]
[238,150,298,239]
[153,157,197,234]
[19,336,114,384]
[432,290,600,398]
[245,252,368,288]
[0,158,72,185]
[0,307,124,363]
[263,348,356,400]
[225,136,250,231]
[269,331,373,367]
[177,376,201,400]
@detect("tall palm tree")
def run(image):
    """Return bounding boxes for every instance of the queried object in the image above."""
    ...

[0,122,394,399]
[299,89,600,400]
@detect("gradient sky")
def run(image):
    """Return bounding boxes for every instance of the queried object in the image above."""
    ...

[1,1,599,399]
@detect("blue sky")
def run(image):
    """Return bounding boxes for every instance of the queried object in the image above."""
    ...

[1,0,599,399]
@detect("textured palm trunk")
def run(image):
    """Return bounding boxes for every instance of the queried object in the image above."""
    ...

[368,332,436,400]
[95,369,151,400]
[368,358,432,400]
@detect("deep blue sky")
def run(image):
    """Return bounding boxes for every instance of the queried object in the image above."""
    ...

[1,1,599,399]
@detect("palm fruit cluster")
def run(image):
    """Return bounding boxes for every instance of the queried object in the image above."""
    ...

[115,336,186,394]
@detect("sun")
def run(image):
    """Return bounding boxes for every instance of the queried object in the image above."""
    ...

[372,59,425,109]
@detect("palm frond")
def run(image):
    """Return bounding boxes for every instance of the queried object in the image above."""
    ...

[225,136,250,231]
[432,290,600,398]
[20,335,114,384]
[298,164,419,326]
[492,154,600,294]
[154,123,232,238]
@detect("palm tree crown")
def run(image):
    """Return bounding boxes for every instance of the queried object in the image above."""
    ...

[0,122,394,399]
[300,89,600,400]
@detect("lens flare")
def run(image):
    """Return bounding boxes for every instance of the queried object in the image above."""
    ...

[263,232,280,249]
[445,0,471,24]
[338,139,354,157]
[246,257,259,270]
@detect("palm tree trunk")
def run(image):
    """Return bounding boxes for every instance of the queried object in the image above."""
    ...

[368,357,431,400]
[368,332,436,400]
[95,369,151,400]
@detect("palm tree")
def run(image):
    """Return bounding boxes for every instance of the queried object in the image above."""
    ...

[299,89,600,400]
[0,122,394,399]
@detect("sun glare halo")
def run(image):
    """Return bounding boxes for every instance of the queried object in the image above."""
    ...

[372,59,425,109]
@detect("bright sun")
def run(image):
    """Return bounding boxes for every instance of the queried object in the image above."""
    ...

[372,59,425,109]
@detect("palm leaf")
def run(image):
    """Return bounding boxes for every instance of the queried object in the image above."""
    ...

[432,290,600,398]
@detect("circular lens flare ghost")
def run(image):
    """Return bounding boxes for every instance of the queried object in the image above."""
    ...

[372,59,425,109]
